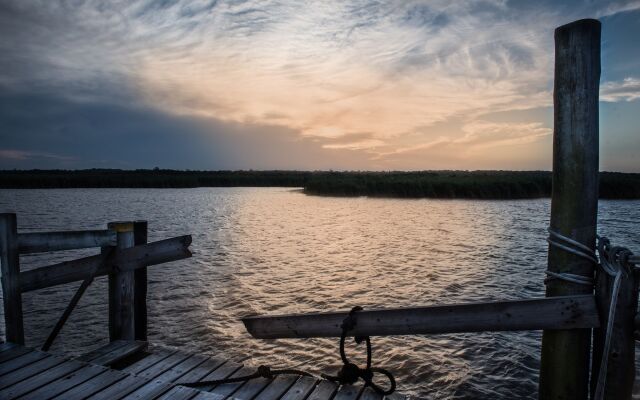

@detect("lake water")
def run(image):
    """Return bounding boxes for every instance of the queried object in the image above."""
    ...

[0,188,638,399]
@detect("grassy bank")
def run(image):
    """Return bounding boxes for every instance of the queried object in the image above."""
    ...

[1,170,639,199]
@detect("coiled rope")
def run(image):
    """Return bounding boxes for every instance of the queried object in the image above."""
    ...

[321,306,396,395]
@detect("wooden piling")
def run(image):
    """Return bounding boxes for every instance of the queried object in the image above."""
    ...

[539,18,601,400]
[133,221,148,341]
[108,221,136,341]
[0,213,24,344]
[591,259,639,399]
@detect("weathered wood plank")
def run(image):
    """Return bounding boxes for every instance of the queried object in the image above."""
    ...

[0,342,18,353]
[253,375,298,400]
[174,358,227,384]
[77,340,130,362]
[20,362,106,399]
[306,380,338,400]
[109,221,136,341]
[87,373,152,400]
[592,259,639,400]
[17,230,116,254]
[0,359,84,398]
[52,368,127,399]
[208,365,254,397]
[1,213,24,344]
[0,354,64,389]
[359,387,383,400]
[120,354,204,400]
[192,360,243,392]
[0,345,31,363]
[122,350,175,375]
[244,295,600,339]
[20,235,192,293]
[333,384,362,400]
[90,340,147,366]
[229,374,271,399]
[280,376,318,400]
[191,392,225,400]
[133,221,148,342]
[134,351,192,379]
[155,385,201,400]
[539,18,601,400]
[0,350,48,377]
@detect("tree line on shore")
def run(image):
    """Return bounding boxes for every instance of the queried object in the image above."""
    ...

[1,169,639,199]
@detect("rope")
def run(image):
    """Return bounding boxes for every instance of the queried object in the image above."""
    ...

[179,365,313,388]
[544,228,597,286]
[593,237,632,400]
[321,306,396,396]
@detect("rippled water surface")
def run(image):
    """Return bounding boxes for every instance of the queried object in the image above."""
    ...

[1,188,639,399]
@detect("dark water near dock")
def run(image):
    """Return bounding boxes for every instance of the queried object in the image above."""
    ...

[1,188,639,399]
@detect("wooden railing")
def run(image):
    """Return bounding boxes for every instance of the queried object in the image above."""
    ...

[0,214,191,348]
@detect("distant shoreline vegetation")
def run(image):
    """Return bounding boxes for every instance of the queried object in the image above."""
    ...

[1,169,639,199]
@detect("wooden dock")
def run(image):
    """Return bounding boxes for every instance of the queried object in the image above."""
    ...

[0,341,404,400]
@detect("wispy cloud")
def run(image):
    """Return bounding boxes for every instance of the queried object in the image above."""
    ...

[1,0,638,170]
[601,77,640,102]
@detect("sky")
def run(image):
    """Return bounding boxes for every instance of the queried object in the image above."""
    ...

[0,0,639,171]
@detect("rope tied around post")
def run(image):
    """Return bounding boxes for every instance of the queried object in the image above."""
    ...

[322,306,396,395]
[544,228,597,286]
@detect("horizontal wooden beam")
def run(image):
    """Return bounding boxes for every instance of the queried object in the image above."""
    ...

[18,230,117,254]
[243,295,600,339]
[19,235,192,292]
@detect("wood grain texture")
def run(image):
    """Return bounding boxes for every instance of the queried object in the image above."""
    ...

[17,230,116,254]
[244,295,600,339]
[539,18,601,400]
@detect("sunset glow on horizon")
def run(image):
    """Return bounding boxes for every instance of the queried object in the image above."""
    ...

[1,1,639,171]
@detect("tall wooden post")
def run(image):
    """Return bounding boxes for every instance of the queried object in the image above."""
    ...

[539,19,600,400]
[108,221,135,341]
[0,213,24,344]
[133,220,148,341]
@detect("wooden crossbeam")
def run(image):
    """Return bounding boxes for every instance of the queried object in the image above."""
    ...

[17,230,117,254]
[19,235,192,292]
[243,295,600,339]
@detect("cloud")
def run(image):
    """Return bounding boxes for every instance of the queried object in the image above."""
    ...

[0,149,75,161]
[600,77,640,102]
[0,1,638,171]
[597,0,640,17]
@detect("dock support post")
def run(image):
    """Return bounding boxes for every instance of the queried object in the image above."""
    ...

[108,221,136,341]
[591,258,639,399]
[133,220,148,341]
[0,213,24,344]
[539,19,600,400]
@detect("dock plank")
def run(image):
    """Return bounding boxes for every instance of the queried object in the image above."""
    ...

[358,387,383,400]
[0,359,84,398]
[189,360,243,392]
[253,375,298,400]
[20,362,106,400]
[133,351,190,379]
[174,358,226,384]
[77,340,129,362]
[306,380,339,400]
[87,373,152,400]
[154,353,208,383]
[333,384,363,400]
[90,341,147,366]
[53,368,127,400]
[155,385,201,400]
[229,375,271,399]
[0,343,18,353]
[0,350,47,377]
[122,349,174,375]
[0,355,64,390]
[208,365,254,397]
[280,376,318,400]
[0,346,31,364]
